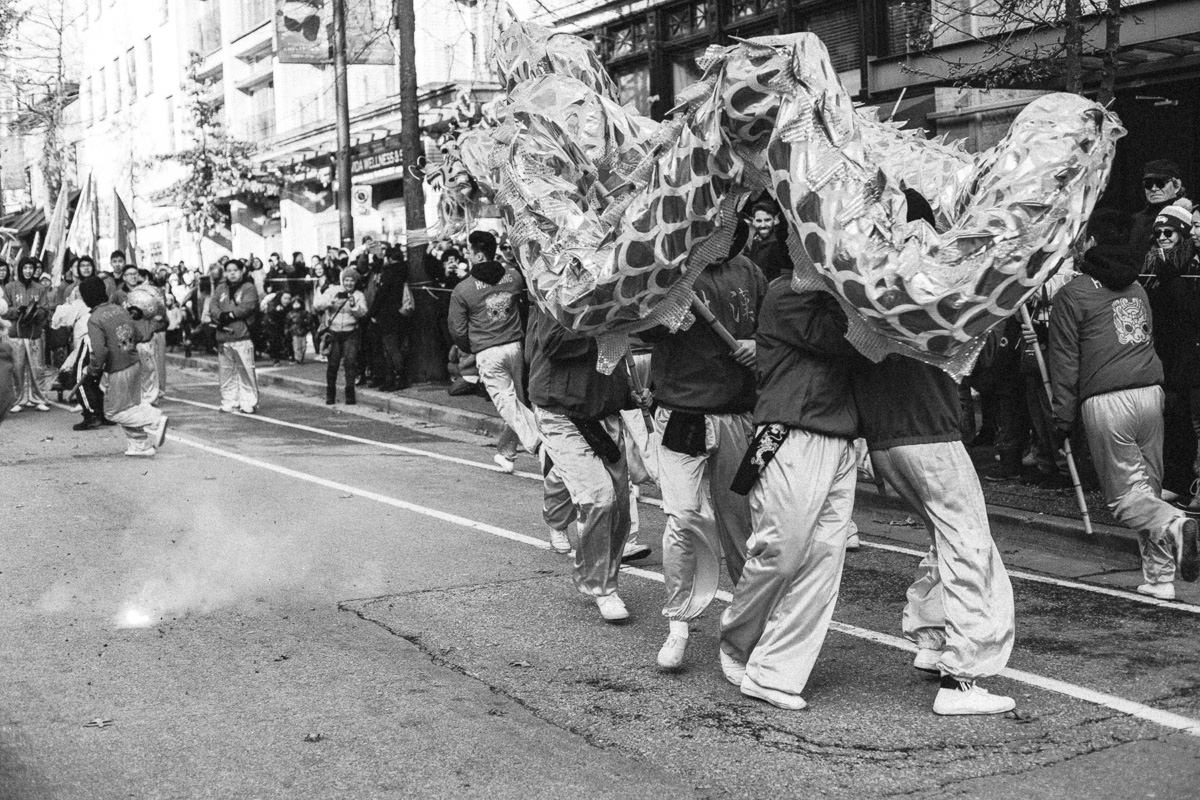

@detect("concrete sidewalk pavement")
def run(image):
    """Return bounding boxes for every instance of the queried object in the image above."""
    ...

[164,350,1142,560]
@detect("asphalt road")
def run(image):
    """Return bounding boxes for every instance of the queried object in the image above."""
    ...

[2,376,1199,799]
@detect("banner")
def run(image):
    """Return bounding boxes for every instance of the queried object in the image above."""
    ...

[43,188,70,284]
[114,189,137,258]
[63,173,99,268]
[275,0,395,65]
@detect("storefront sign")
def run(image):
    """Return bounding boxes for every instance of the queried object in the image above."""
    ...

[351,148,402,175]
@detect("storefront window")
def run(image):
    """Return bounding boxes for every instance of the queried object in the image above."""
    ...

[614,66,652,116]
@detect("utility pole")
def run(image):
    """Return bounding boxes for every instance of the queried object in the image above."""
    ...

[332,0,354,248]
[394,0,444,381]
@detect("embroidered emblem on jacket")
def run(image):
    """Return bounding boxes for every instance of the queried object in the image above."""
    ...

[1111,297,1150,345]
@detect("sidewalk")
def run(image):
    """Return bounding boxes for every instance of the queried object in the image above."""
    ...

[164,350,1141,558]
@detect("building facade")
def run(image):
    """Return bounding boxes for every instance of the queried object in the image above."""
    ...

[538,0,1200,213]
[70,0,501,267]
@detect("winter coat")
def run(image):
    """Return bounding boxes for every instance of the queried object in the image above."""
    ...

[1140,239,1200,388]
[754,281,861,437]
[314,285,367,333]
[211,278,259,342]
[746,232,792,284]
[1048,244,1163,430]
[1,278,49,339]
[648,255,766,414]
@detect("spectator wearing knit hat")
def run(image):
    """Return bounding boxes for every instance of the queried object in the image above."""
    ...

[1142,201,1200,508]
[1130,159,1186,263]
[314,266,368,405]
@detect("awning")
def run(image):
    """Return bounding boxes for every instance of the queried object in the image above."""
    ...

[0,206,46,237]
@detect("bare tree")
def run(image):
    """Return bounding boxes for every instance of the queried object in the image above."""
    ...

[907,0,1122,96]
[0,0,85,204]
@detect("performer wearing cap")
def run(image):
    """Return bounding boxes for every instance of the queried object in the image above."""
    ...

[80,276,169,457]
[526,303,633,623]
[645,219,766,671]
[718,282,861,710]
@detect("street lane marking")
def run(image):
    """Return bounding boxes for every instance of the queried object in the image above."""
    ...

[162,395,1200,615]
[165,430,1200,738]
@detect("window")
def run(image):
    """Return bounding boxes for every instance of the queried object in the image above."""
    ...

[725,0,778,24]
[144,37,154,95]
[113,57,122,109]
[245,84,276,139]
[125,47,137,100]
[609,21,648,59]
[614,66,651,116]
[664,2,708,38]
[98,66,107,118]
[806,5,860,73]
[238,0,273,35]
[669,47,708,100]
[165,95,175,150]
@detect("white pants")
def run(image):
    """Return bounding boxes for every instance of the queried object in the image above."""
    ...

[1082,386,1180,584]
[476,341,540,454]
[535,407,630,597]
[138,341,159,401]
[218,339,259,412]
[871,441,1015,680]
[106,365,163,451]
[657,409,753,621]
[720,429,856,697]
[10,338,49,406]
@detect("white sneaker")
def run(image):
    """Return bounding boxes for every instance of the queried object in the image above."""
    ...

[933,679,1015,716]
[33,403,50,412]
[548,528,571,554]
[912,647,943,673]
[239,406,256,415]
[845,532,861,551]
[219,404,237,413]
[9,404,21,413]
[1136,582,1176,601]
[621,541,652,561]
[493,453,515,474]
[740,675,807,710]
[148,416,169,449]
[123,446,157,458]
[595,593,629,623]
[719,649,746,686]
[656,634,688,670]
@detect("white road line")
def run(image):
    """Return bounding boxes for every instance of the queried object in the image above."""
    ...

[163,395,1200,614]
[165,430,1200,738]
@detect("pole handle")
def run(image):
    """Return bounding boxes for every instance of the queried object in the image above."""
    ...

[690,295,741,352]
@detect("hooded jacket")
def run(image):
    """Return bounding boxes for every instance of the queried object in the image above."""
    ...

[1141,239,1200,388]
[525,304,628,420]
[1,274,49,339]
[1048,244,1163,430]
[211,277,259,342]
[448,260,525,354]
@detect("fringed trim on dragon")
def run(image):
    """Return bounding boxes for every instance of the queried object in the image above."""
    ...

[434,21,1125,379]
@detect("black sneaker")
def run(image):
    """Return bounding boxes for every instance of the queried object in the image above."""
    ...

[72,417,100,431]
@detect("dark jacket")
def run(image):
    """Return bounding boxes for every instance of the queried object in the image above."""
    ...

[87,301,144,378]
[211,278,259,342]
[1141,240,1200,388]
[853,355,961,451]
[525,305,628,420]
[369,261,410,334]
[754,282,860,437]
[448,261,525,354]
[1129,199,1176,264]
[1048,244,1163,429]
[2,277,49,339]
[746,232,792,284]
[649,255,766,414]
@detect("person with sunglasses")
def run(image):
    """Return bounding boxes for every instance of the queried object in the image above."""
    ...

[1142,202,1200,512]
[1130,159,1186,263]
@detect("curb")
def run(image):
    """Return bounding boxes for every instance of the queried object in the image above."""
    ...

[853,482,1138,558]
[166,352,1139,560]
[165,353,509,439]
